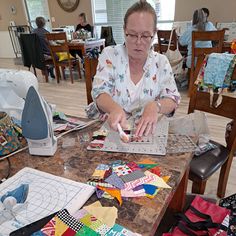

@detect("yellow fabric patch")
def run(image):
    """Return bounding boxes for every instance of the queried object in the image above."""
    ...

[56,52,74,62]
[137,159,157,165]
[55,216,68,236]
[162,176,170,183]
[92,169,106,178]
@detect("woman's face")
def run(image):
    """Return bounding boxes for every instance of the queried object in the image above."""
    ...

[124,12,155,60]
[79,16,84,25]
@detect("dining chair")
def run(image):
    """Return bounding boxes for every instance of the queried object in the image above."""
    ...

[45,32,82,84]
[19,33,54,82]
[156,29,178,54]
[100,26,116,47]
[188,54,236,198]
[84,57,98,104]
[188,29,225,96]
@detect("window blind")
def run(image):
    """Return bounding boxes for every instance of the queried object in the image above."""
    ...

[92,0,175,44]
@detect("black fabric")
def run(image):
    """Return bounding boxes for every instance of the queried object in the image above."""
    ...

[75,23,92,32]
[189,140,229,181]
[100,26,116,47]
[10,211,58,236]
[19,33,47,70]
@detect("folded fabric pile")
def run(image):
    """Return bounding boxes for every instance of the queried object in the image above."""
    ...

[87,159,171,205]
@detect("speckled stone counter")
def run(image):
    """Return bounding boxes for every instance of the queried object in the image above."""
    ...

[0,122,193,236]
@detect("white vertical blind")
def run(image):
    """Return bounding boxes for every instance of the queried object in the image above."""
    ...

[92,0,175,44]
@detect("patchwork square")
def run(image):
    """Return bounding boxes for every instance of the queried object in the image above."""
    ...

[57,210,84,232]
[96,224,111,235]
[113,165,132,176]
[120,170,145,183]
[79,214,103,231]
[105,173,125,189]
[126,161,141,171]
[96,164,110,170]
[76,225,99,235]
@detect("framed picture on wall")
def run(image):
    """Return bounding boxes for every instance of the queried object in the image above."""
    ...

[57,0,80,12]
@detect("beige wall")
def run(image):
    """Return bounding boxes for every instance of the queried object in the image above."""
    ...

[0,0,93,31]
[175,0,236,24]
[0,0,27,30]
[1,0,236,31]
[48,0,93,28]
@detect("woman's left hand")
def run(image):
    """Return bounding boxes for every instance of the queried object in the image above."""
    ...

[135,101,159,137]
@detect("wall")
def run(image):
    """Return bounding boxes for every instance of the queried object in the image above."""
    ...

[0,0,92,58]
[0,0,27,30]
[48,0,93,28]
[175,0,236,23]
[1,0,236,58]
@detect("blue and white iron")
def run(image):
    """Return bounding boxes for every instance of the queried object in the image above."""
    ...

[22,86,57,156]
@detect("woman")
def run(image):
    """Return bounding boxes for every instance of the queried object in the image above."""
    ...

[87,1,180,137]
[75,13,92,33]
[33,16,55,78]
[179,9,216,68]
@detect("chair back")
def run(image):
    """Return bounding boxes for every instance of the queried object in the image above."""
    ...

[188,55,236,151]
[189,29,225,96]
[19,33,46,70]
[100,26,116,47]
[45,32,69,53]
[45,32,72,67]
[157,29,177,53]
[84,58,98,105]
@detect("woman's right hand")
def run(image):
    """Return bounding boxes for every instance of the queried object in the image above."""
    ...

[107,106,128,131]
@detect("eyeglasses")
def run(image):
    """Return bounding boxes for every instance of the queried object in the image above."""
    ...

[125,32,154,43]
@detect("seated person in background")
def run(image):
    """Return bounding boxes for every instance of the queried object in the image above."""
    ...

[202,7,215,29]
[71,13,92,59]
[75,12,92,33]
[179,8,216,68]
[87,1,180,137]
[33,16,55,78]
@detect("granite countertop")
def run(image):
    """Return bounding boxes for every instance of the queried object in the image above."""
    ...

[0,122,192,236]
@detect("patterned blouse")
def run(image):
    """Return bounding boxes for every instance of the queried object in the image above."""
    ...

[86,44,180,118]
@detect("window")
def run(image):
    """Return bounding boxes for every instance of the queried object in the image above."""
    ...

[92,0,176,44]
[24,0,51,31]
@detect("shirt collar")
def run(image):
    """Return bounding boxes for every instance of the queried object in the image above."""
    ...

[123,44,154,71]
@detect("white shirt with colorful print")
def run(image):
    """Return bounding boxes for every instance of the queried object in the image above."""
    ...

[86,44,180,118]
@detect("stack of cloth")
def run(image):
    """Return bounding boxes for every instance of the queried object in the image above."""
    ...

[87,159,171,205]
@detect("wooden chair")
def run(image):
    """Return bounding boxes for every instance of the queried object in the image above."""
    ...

[157,29,177,54]
[188,29,225,96]
[100,26,116,47]
[45,32,81,84]
[188,55,236,198]
[84,57,98,104]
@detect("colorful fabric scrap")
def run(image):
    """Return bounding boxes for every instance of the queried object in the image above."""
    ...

[106,223,141,236]
[97,186,123,205]
[105,172,125,189]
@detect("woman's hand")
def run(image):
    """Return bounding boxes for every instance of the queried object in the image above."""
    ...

[135,101,159,137]
[107,106,128,131]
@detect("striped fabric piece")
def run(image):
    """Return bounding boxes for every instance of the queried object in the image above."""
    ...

[124,175,156,191]
[41,217,56,235]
